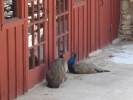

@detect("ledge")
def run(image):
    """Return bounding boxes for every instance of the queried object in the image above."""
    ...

[2,18,25,30]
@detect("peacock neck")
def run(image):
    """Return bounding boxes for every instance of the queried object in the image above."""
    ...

[73,54,76,60]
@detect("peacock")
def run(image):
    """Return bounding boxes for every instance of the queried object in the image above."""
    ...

[46,50,68,88]
[68,52,110,74]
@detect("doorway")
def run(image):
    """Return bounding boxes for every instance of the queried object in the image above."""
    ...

[28,0,71,88]
[54,0,71,60]
[28,0,48,88]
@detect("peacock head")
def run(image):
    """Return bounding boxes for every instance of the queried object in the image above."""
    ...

[71,52,76,57]
[59,50,64,58]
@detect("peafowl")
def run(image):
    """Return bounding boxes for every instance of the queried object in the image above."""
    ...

[46,50,67,88]
[68,52,110,74]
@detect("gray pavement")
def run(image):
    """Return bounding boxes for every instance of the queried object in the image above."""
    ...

[16,40,133,100]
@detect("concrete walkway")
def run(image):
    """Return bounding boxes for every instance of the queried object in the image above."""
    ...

[16,40,133,100]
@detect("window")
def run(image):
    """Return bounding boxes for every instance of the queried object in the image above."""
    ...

[4,0,16,20]
[28,0,46,70]
[1,0,24,30]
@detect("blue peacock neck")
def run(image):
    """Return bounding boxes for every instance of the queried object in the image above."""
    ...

[73,54,76,58]
[70,53,76,65]
[67,53,76,73]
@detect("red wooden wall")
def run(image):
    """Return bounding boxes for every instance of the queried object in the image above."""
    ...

[0,0,120,100]
[71,0,120,60]
[72,0,88,60]
[71,0,100,60]
[0,0,28,100]
[0,24,27,100]
[100,0,110,48]
[111,0,121,40]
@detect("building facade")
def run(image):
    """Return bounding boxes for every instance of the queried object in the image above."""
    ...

[0,0,120,100]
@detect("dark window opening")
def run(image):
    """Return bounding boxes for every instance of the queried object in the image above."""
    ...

[4,0,16,20]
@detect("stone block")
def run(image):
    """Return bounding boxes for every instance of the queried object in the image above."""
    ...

[121,25,131,30]
[120,29,132,35]
[122,19,132,25]
[122,14,131,19]
[122,1,130,11]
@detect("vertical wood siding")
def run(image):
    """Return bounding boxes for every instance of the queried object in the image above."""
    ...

[71,0,120,60]
[48,0,55,64]
[0,30,8,100]
[72,1,87,60]
[100,0,111,48]
[0,0,120,100]
[0,24,26,100]
[110,0,120,40]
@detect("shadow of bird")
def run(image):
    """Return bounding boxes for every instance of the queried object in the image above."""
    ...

[68,52,110,74]
[46,50,67,88]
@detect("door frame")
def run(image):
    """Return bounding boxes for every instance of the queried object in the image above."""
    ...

[54,0,71,60]
[27,0,48,88]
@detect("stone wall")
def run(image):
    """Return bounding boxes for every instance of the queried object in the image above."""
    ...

[119,0,133,39]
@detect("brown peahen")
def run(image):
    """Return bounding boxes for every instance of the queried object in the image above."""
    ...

[46,51,67,88]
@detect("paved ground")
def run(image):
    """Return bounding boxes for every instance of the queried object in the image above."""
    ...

[16,40,133,100]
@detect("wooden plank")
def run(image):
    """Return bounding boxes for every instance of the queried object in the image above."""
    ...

[2,18,25,30]
[106,0,111,44]
[96,0,100,49]
[78,6,83,60]
[1,0,4,24]
[116,0,120,39]
[37,0,40,21]
[48,0,54,64]
[110,0,113,41]
[7,28,16,100]
[112,0,115,40]
[74,8,79,60]
[71,0,74,54]
[28,64,47,88]
[83,1,87,57]
[91,0,96,52]
[21,0,25,18]
[23,23,28,92]
[23,0,28,93]
[117,0,120,38]
[0,30,9,100]
[72,9,75,53]
[116,0,119,39]
[44,0,48,66]
[68,0,71,56]
[87,0,91,54]
[99,0,111,48]
[98,0,100,49]
[28,0,34,2]
[73,1,85,8]
[16,26,24,96]
[0,0,2,30]
[114,0,117,39]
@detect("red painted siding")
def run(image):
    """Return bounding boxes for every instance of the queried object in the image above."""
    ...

[0,24,27,100]
[71,0,120,60]
[0,0,120,100]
